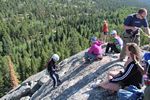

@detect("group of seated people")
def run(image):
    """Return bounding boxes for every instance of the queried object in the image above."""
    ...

[84,30,150,99]
[47,29,150,99]
[84,30,123,62]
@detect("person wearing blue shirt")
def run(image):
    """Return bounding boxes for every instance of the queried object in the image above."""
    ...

[119,8,150,61]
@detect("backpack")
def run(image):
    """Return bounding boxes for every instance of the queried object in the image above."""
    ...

[117,85,144,100]
[143,53,150,78]
[143,53,150,62]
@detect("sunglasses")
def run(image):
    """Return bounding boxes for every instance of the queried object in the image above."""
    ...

[140,14,146,19]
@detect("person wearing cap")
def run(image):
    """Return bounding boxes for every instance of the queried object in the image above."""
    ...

[105,30,123,54]
[84,36,104,62]
[45,54,61,88]
[119,8,150,61]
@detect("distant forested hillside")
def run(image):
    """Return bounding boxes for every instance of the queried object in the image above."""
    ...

[137,0,150,6]
[0,0,149,97]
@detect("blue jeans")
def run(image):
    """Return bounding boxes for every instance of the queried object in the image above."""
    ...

[84,52,97,62]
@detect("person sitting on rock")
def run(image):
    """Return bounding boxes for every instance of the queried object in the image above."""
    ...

[84,36,103,62]
[91,43,144,92]
[46,54,61,88]
[105,30,123,55]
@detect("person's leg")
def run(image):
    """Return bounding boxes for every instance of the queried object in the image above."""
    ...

[112,45,120,53]
[54,73,62,86]
[103,32,107,42]
[105,34,108,42]
[109,43,119,53]
[99,81,121,91]
[84,52,92,61]
[55,73,61,82]
[134,35,140,46]
[86,53,97,61]
[96,54,103,60]
[119,37,131,60]
[50,72,58,87]
[119,44,126,60]
[84,52,88,60]
[104,34,106,42]
[105,43,111,53]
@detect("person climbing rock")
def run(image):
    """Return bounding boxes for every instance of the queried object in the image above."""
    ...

[46,54,62,88]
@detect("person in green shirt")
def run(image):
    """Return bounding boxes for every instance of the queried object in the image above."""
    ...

[105,30,123,54]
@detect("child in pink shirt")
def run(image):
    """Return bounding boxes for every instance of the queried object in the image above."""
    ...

[84,36,103,62]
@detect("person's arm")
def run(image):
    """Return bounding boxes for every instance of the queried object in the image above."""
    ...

[124,25,139,32]
[55,65,61,71]
[143,18,150,36]
[144,27,150,36]
[110,63,135,82]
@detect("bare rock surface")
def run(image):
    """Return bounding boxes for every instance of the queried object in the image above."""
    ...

[1,50,125,100]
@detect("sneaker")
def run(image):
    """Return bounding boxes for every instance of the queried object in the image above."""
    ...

[53,85,57,89]
[87,58,93,62]
[103,53,108,56]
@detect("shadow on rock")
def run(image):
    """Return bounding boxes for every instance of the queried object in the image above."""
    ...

[86,87,117,100]
[55,60,120,100]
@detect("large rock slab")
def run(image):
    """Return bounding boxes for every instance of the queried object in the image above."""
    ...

[2,49,125,100]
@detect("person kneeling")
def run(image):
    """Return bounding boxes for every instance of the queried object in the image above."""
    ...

[45,54,62,88]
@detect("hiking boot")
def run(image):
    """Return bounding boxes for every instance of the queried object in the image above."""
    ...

[87,58,93,62]
[53,85,57,89]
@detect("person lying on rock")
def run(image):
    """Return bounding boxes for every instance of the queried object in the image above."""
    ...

[84,36,104,62]
[45,54,62,88]
[91,43,145,92]
[105,30,123,55]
